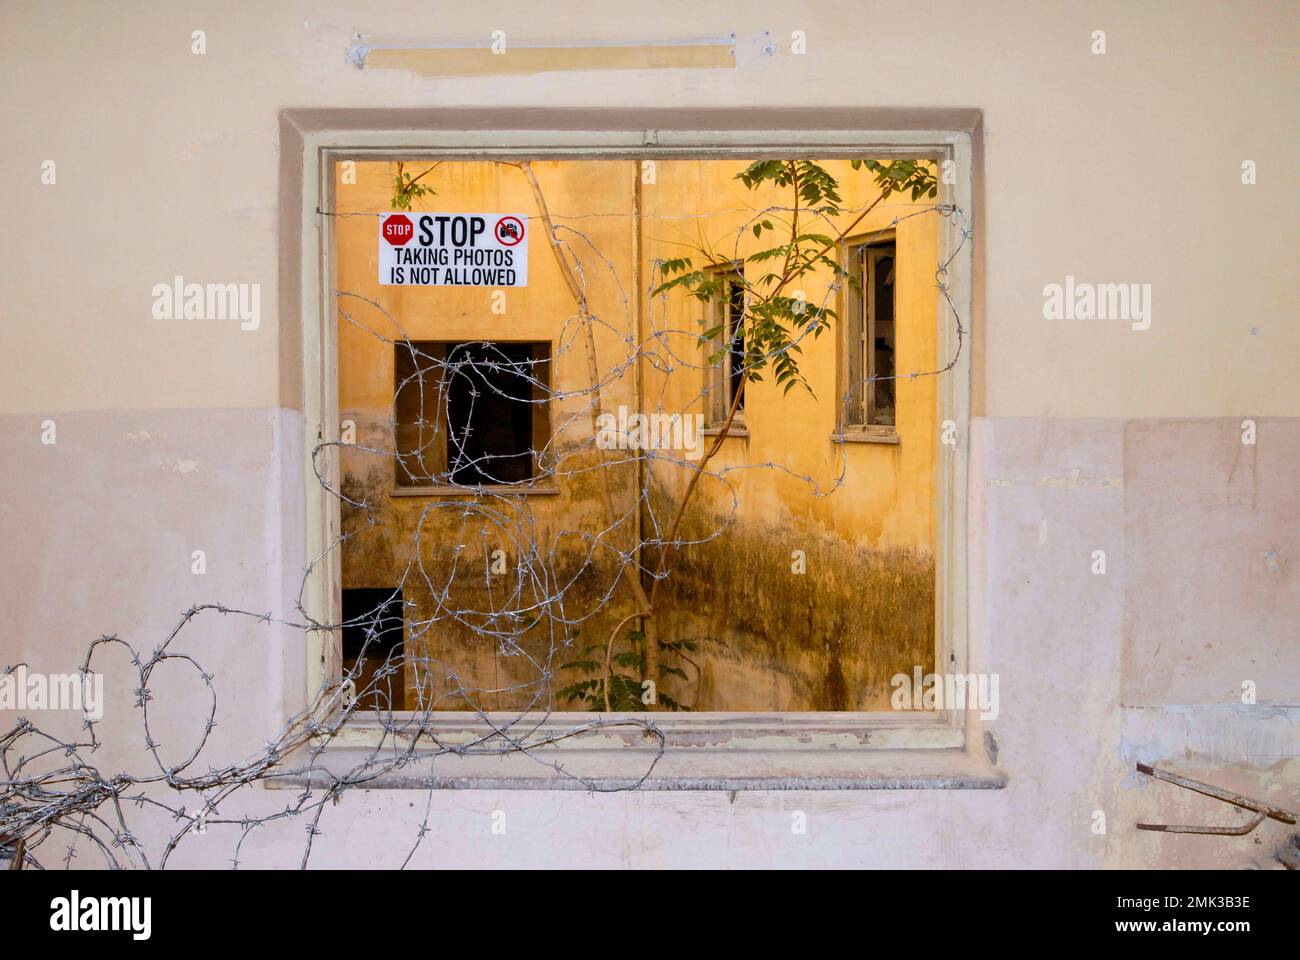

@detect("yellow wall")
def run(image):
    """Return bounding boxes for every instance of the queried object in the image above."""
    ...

[642,159,937,550]
[334,158,939,710]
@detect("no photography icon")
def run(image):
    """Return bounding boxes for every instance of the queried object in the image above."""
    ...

[495,216,525,245]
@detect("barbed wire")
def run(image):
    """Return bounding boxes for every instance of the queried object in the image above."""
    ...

[1,164,968,869]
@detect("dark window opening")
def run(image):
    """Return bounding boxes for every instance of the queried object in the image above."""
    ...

[727,275,746,414]
[341,587,405,712]
[706,267,746,425]
[868,245,896,426]
[394,340,551,487]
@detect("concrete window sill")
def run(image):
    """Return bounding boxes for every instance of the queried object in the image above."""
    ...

[267,748,1004,791]
[266,715,1004,791]
[391,485,561,497]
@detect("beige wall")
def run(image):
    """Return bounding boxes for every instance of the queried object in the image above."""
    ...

[2,1,1297,869]
[1,1,1295,419]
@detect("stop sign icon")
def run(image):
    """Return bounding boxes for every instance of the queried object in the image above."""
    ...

[382,214,414,246]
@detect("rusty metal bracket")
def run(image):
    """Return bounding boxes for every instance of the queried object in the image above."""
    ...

[1135,762,1297,836]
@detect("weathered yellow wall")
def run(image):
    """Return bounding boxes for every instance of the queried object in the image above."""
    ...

[335,160,640,710]
[335,158,938,710]
[641,160,938,709]
[643,159,937,550]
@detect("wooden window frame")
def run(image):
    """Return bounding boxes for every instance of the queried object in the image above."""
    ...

[841,232,900,441]
[392,339,553,494]
[703,263,748,434]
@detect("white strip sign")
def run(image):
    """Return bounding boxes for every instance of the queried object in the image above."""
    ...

[378,212,528,287]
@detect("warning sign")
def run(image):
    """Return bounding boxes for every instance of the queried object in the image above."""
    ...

[378,212,529,287]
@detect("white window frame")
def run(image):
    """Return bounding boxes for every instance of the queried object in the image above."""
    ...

[289,120,982,789]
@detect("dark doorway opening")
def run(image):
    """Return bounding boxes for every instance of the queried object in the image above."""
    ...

[341,587,406,711]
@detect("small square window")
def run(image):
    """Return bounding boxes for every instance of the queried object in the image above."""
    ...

[394,341,551,487]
